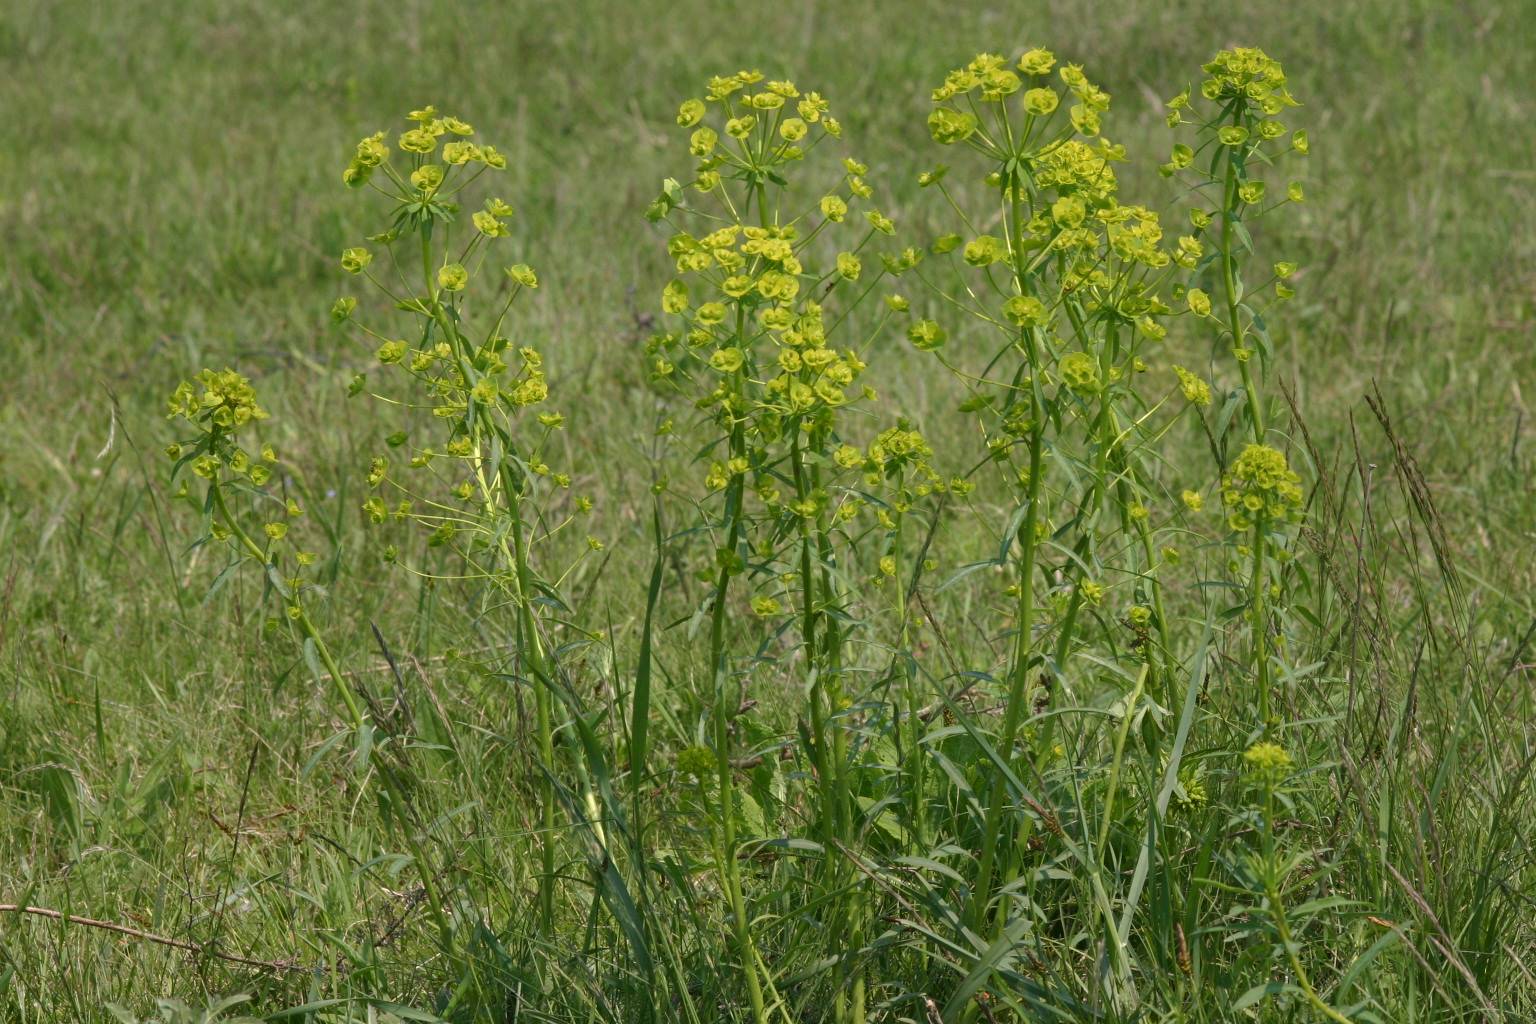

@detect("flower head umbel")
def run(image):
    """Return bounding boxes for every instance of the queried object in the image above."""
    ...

[1163,47,1307,368]
[1197,48,1297,111]
[166,371,321,620]
[1221,443,1304,531]
[1243,740,1293,782]
[166,369,273,482]
[913,48,1187,556]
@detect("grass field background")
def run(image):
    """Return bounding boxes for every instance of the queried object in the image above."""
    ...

[2,0,1535,1020]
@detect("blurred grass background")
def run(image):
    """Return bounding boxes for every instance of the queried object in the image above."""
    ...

[1,0,1534,1018]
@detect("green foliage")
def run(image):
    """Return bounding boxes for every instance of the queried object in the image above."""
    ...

[2,5,1534,1024]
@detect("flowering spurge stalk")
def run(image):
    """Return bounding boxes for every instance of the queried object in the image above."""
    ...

[165,369,454,954]
[861,424,943,849]
[1241,743,1354,1023]
[1164,49,1308,735]
[648,70,915,1024]
[335,107,596,936]
[912,50,1186,938]
[1223,443,1304,733]
[1163,46,1308,445]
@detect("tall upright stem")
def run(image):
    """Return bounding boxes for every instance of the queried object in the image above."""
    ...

[500,466,559,933]
[969,173,1046,931]
[707,414,768,1024]
[1252,522,1272,734]
[420,227,560,933]
[1219,107,1266,444]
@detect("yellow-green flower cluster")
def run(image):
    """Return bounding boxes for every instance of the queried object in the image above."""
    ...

[1196,48,1297,111]
[651,75,903,471]
[335,107,584,561]
[1172,761,1208,810]
[1164,47,1307,192]
[670,72,840,193]
[343,106,506,188]
[165,369,278,482]
[375,336,550,415]
[860,424,946,507]
[1048,183,1111,239]
[1058,351,1100,394]
[928,50,1111,146]
[1243,740,1293,781]
[167,368,268,431]
[165,371,312,574]
[1173,365,1212,407]
[1221,443,1303,531]
[653,221,874,417]
[1103,204,1169,268]
[921,60,1180,346]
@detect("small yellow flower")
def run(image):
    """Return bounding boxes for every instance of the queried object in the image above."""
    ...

[398,128,436,153]
[1173,365,1212,407]
[472,211,507,237]
[1018,48,1055,75]
[1059,351,1100,394]
[1003,294,1048,327]
[709,347,744,373]
[1023,87,1059,115]
[662,279,688,314]
[907,319,946,351]
[1243,741,1292,779]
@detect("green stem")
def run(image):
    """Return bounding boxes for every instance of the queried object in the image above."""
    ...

[1262,786,1353,1023]
[969,173,1046,931]
[1219,111,1266,444]
[1252,521,1272,734]
[1095,664,1148,862]
[500,466,559,934]
[893,496,926,850]
[424,221,562,935]
[708,415,768,1024]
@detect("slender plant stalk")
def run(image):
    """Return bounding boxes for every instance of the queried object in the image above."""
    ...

[1220,111,1266,444]
[709,413,769,1024]
[969,170,1046,932]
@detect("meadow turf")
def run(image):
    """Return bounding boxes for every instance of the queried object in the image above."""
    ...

[1,0,1535,1021]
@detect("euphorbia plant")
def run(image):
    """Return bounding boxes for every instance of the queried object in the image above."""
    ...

[648,69,925,1024]
[911,51,1191,949]
[1163,49,1340,1021]
[336,106,595,935]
